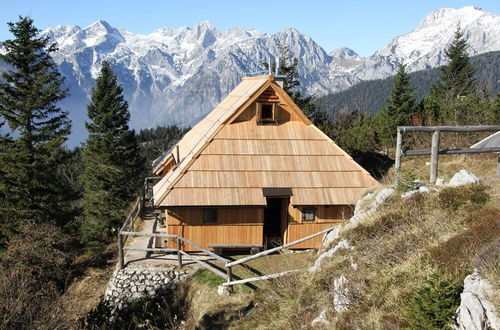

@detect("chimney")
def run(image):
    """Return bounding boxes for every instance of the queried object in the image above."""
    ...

[274,57,285,88]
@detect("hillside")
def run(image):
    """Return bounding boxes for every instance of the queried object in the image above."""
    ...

[317,51,500,117]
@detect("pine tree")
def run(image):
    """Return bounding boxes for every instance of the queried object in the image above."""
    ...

[376,63,416,147]
[80,61,144,251]
[0,17,72,246]
[425,26,477,124]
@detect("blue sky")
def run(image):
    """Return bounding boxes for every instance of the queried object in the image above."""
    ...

[2,0,499,57]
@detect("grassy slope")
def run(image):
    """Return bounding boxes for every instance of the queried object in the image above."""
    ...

[230,160,500,329]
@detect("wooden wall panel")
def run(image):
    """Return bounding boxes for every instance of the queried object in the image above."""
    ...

[165,207,264,251]
[181,225,263,251]
[286,223,338,249]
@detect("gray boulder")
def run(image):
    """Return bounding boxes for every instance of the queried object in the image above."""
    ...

[448,170,479,187]
[455,270,499,330]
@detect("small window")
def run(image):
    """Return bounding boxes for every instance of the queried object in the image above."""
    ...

[302,207,315,222]
[258,102,275,123]
[203,209,217,223]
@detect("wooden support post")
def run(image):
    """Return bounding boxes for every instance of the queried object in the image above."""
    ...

[395,128,403,184]
[430,130,441,183]
[496,154,500,177]
[118,233,125,269]
[226,266,233,292]
[177,238,183,267]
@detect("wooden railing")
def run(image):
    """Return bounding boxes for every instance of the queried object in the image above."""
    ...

[395,125,500,183]
[117,185,339,288]
[118,225,337,289]
[118,231,231,281]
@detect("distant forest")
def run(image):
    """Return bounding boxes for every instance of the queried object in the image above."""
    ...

[317,51,500,117]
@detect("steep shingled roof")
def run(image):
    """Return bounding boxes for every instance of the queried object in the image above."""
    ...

[153,75,378,207]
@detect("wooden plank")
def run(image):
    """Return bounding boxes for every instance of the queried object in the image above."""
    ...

[122,247,177,253]
[208,244,263,248]
[175,171,372,189]
[399,125,500,132]
[120,231,178,239]
[222,269,301,286]
[178,236,231,263]
[225,226,336,268]
[178,250,228,280]
[402,147,500,156]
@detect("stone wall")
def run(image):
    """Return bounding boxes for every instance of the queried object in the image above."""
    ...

[104,265,191,310]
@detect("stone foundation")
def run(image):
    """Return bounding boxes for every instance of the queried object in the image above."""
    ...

[104,265,191,310]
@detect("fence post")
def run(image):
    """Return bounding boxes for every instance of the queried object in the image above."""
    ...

[394,128,403,184]
[430,130,441,183]
[118,232,125,269]
[177,238,183,267]
[496,154,500,177]
[226,266,233,292]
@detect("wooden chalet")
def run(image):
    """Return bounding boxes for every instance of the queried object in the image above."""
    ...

[152,75,378,251]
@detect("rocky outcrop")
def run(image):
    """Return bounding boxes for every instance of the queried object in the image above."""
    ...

[455,270,499,330]
[104,266,191,311]
[348,188,394,227]
[309,239,350,273]
[400,183,437,198]
[448,170,480,187]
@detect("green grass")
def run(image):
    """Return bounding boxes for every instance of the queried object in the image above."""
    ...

[192,269,225,288]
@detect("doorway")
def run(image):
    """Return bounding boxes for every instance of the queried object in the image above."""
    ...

[263,197,287,248]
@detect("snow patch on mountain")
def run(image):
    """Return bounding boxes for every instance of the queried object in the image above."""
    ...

[1,6,499,145]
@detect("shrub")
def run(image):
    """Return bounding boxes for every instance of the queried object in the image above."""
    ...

[396,168,419,192]
[82,294,182,329]
[404,272,462,329]
[436,183,489,212]
[0,222,74,329]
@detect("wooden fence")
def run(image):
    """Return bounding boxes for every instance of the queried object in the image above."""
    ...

[395,125,500,183]
[118,208,337,288]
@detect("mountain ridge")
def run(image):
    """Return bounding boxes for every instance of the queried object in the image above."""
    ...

[1,6,499,145]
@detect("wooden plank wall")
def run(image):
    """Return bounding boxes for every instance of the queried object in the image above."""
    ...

[166,207,264,251]
[286,205,353,249]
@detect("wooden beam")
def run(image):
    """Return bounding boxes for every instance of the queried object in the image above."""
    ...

[222,269,301,286]
[395,128,403,183]
[402,147,500,156]
[398,125,500,132]
[178,250,228,280]
[122,247,177,253]
[118,233,124,270]
[177,236,231,264]
[225,226,335,268]
[120,231,178,239]
[430,130,441,183]
[177,238,183,267]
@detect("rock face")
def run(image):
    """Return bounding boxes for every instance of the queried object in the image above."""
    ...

[455,270,500,330]
[104,265,190,311]
[448,170,480,187]
[309,239,351,273]
[349,187,394,227]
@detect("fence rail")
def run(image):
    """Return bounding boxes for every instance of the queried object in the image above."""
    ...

[395,125,500,183]
[118,223,338,289]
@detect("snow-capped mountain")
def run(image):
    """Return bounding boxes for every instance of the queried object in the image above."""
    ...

[1,6,499,144]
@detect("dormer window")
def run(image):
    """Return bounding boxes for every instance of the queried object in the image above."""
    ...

[258,102,277,124]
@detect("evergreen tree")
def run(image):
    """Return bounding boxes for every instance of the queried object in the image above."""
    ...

[376,63,416,147]
[0,17,72,246]
[80,61,144,251]
[425,27,477,124]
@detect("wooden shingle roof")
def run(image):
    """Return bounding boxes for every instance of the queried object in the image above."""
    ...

[153,75,378,207]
